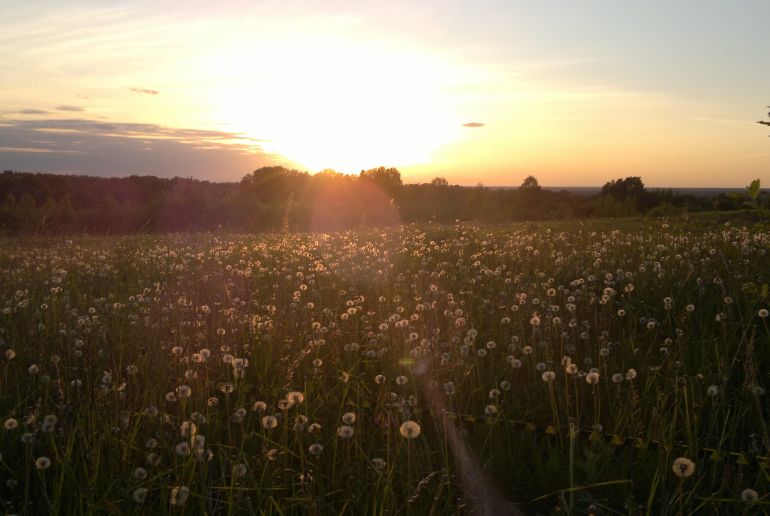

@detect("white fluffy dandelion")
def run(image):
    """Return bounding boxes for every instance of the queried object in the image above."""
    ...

[170,485,190,506]
[34,456,51,470]
[672,457,695,478]
[261,415,278,430]
[399,420,421,439]
[337,425,355,438]
[133,487,148,504]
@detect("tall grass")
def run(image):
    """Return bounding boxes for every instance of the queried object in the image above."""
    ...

[0,218,768,514]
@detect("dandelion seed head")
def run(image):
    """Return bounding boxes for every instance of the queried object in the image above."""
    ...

[399,420,421,439]
[672,457,695,478]
[741,488,759,503]
[337,425,355,438]
[133,487,148,504]
[261,415,278,430]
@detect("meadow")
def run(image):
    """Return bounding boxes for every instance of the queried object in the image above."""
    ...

[0,217,768,515]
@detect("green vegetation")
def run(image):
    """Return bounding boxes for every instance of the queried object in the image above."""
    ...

[0,216,768,514]
[1,169,766,235]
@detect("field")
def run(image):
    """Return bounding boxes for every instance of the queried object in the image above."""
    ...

[1,218,769,515]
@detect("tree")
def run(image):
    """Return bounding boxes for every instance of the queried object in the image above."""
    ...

[430,177,449,187]
[359,167,403,197]
[601,177,645,201]
[519,175,541,192]
[745,178,764,222]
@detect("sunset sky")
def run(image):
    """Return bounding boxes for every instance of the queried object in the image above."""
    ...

[1,0,769,186]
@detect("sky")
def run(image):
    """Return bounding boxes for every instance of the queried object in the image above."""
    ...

[1,0,769,187]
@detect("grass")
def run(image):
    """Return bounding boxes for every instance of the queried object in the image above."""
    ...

[0,216,768,514]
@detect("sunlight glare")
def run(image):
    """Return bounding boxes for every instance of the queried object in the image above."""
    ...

[204,37,462,172]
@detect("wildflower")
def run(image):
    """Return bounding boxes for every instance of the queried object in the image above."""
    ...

[287,391,305,405]
[175,442,190,456]
[308,443,323,456]
[134,467,148,480]
[35,456,51,470]
[261,415,278,430]
[541,371,556,382]
[484,405,499,417]
[741,488,759,503]
[586,372,600,385]
[372,457,386,470]
[672,457,695,478]
[133,487,148,504]
[170,486,190,506]
[374,374,386,384]
[399,420,421,439]
[759,309,769,318]
[342,412,357,425]
[226,408,243,423]
[177,385,192,398]
[4,349,15,360]
[707,385,719,397]
[625,368,637,380]
[337,425,355,438]
[612,373,624,384]
[219,382,235,394]
[4,418,18,430]
[395,375,408,386]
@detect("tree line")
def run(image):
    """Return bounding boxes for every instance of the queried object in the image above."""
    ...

[0,168,764,234]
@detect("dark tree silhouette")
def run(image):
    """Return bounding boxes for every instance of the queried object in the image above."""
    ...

[601,177,645,201]
[430,177,449,187]
[359,167,403,197]
[519,175,541,192]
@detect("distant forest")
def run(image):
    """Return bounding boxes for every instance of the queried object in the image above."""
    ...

[0,167,765,234]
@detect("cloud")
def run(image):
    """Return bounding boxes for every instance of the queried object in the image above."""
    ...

[19,109,48,115]
[462,122,485,128]
[57,105,85,112]
[0,117,277,180]
[129,87,159,95]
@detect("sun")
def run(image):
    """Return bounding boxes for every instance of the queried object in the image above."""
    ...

[201,36,462,172]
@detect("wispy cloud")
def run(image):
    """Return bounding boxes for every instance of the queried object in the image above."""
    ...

[463,122,485,128]
[19,109,48,115]
[0,117,277,180]
[57,105,85,112]
[129,87,159,95]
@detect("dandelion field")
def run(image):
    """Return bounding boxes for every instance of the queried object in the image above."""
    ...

[1,219,769,515]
